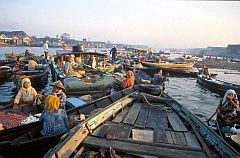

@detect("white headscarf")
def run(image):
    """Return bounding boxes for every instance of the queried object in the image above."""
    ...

[21,78,31,90]
[221,89,238,107]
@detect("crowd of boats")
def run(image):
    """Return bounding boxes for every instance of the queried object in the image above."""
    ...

[0,45,239,158]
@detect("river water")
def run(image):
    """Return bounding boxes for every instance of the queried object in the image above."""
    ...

[0,47,239,123]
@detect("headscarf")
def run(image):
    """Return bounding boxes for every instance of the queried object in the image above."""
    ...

[221,89,238,107]
[22,78,31,90]
[44,95,60,112]
[126,70,134,78]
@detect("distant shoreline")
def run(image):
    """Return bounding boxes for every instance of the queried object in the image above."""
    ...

[195,59,240,71]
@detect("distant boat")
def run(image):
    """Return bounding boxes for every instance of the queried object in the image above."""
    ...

[142,61,195,70]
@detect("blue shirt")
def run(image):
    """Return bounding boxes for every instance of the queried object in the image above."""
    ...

[38,59,48,65]
[40,109,69,136]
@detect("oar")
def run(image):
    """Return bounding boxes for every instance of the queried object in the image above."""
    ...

[207,111,217,126]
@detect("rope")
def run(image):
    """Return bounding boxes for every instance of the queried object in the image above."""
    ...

[139,93,173,112]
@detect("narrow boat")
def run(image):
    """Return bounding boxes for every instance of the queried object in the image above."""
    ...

[0,87,136,158]
[142,61,195,70]
[215,114,240,152]
[15,65,49,91]
[44,85,240,158]
[197,75,240,97]
[0,66,14,84]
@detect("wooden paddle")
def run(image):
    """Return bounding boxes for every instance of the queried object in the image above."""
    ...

[207,111,217,126]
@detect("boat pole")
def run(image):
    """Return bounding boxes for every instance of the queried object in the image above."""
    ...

[206,111,217,126]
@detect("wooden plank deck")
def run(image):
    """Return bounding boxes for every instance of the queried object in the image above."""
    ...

[112,107,131,123]
[156,109,168,130]
[107,124,133,139]
[134,104,150,128]
[92,124,111,138]
[154,129,168,143]
[132,129,154,143]
[83,136,208,158]
[170,131,187,145]
[146,106,158,129]
[184,132,202,150]
[123,102,142,125]
[167,112,188,132]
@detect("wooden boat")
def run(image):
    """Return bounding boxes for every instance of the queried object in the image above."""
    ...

[215,113,240,151]
[142,61,195,70]
[197,75,240,97]
[15,65,49,91]
[0,87,136,158]
[44,85,240,158]
[0,66,14,84]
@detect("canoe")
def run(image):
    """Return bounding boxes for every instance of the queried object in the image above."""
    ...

[197,75,240,97]
[44,85,240,158]
[216,113,240,151]
[0,87,136,158]
[142,61,195,70]
[0,66,13,84]
[15,66,49,91]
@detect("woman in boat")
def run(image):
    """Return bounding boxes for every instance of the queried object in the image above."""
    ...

[39,95,69,136]
[13,78,38,113]
[216,89,239,124]
[63,56,81,77]
[115,67,134,89]
[38,80,67,109]
[28,59,38,70]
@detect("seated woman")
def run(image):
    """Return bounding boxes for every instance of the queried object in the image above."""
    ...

[216,89,239,124]
[115,68,134,89]
[40,95,69,136]
[28,59,38,70]
[13,78,38,113]
[63,56,81,77]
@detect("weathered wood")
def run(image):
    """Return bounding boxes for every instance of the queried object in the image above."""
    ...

[92,124,111,138]
[130,94,174,103]
[146,106,158,129]
[73,146,85,158]
[154,130,168,143]
[167,112,188,132]
[95,98,112,108]
[165,130,174,144]
[123,102,142,125]
[156,109,168,130]
[112,107,131,123]
[132,129,153,143]
[107,124,133,139]
[44,98,133,158]
[134,104,150,128]
[170,131,187,145]
[83,136,207,158]
[184,132,202,150]
[187,117,213,158]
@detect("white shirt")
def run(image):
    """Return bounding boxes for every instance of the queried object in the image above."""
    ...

[44,43,48,51]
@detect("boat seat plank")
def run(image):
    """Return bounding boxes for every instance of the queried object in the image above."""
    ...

[165,130,174,144]
[95,98,112,108]
[132,129,153,143]
[111,92,124,102]
[112,107,131,123]
[170,131,187,145]
[156,110,168,130]
[83,136,207,158]
[154,129,168,143]
[134,104,150,128]
[167,112,188,132]
[107,124,133,139]
[184,132,202,150]
[123,102,142,125]
[92,124,111,138]
[146,106,158,129]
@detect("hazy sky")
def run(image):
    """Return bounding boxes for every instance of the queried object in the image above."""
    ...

[0,0,240,49]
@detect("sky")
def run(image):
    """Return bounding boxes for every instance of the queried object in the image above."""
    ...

[0,0,240,49]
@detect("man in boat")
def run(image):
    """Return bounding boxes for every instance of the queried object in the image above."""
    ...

[38,54,48,65]
[63,56,81,77]
[114,67,134,89]
[24,49,30,58]
[201,64,211,79]
[43,41,49,60]
[39,95,69,136]
[110,46,117,63]
[13,78,38,113]
[152,69,168,91]
[15,56,25,67]
[216,89,239,124]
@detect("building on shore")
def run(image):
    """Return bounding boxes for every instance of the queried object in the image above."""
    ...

[227,44,240,58]
[0,31,32,46]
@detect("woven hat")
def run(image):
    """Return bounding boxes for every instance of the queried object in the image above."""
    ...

[50,80,65,90]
